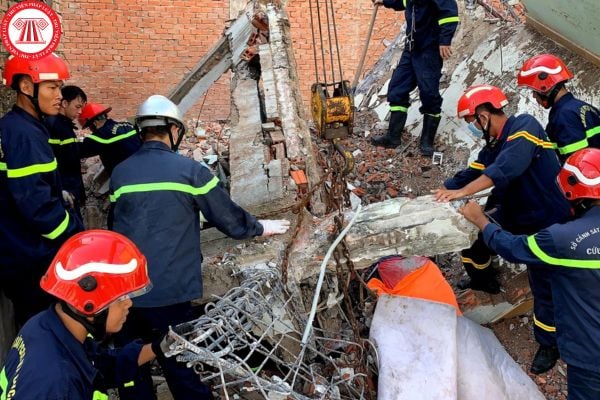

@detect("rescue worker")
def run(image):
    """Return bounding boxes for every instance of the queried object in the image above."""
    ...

[460,148,600,400]
[443,138,503,294]
[44,85,88,219]
[518,54,600,163]
[0,53,84,326]
[370,0,459,156]
[78,102,142,175]
[434,84,572,374]
[0,230,165,399]
[109,95,290,399]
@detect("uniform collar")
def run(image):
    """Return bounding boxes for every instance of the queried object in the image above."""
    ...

[12,105,48,132]
[497,115,515,142]
[143,140,173,152]
[553,92,574,110]
[42,306,98,384]
[57,112,77,129]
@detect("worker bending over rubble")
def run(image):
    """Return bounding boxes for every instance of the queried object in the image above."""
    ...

[0,230,167,399]
[435,84,572,375]
[370,0,459,156]
[518,53,600,163]
[0,53,84,327]
[109,95,290,399]
[460,148,600,400]
[78,101,142,175]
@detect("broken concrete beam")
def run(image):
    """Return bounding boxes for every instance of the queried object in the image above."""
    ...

[168,2,254,115]
[258,44,279,121]
[287,195,478,283]
[265,5,327,215]
[229,77,272,210]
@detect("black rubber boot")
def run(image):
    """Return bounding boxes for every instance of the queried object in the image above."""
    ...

[530,345,560,374]
[371,111,407,149]
[457,276,501,295]
[419,113,441,156]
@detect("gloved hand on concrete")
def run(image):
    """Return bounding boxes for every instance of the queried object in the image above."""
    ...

[259,219,291,236]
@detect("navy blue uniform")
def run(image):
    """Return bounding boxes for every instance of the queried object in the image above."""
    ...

[383,0,459,115]
[45,113,86,210]
[482,206,600,399]
[482,114,572,346]
[445,145,503,281]
[0,306,144,400]
[110,140,263,399]
[0,106,83,325]
[547,93,600,162]
[80,119,142,175]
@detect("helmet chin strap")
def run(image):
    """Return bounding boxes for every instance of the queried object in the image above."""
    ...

[21,83,46,118]
[60,301,109,341]
[538,83,563,109]
[475,114,493,146]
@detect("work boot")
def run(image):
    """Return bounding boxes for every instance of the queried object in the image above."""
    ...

[419,113,441,156]
[530,345,560,375]
[371,111,407,149]
[457,276,501,295]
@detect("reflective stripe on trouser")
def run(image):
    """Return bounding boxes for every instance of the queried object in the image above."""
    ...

[387,46,443,115]
[461,233,495,282]
[527,263,557,347]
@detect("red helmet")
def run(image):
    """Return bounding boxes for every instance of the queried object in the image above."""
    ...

[517,54,573,93]
[557,148,600,201]
[457,85,509,118]
[79,102,112,128]
[2,53,70,88]
[40,230,151,316]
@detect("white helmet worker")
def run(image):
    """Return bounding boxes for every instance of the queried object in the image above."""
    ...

[136,95,185,150]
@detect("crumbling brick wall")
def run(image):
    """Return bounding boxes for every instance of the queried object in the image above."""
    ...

[1,1,401,121]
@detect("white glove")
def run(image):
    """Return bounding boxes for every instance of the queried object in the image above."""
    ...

[62,190,75,209]
[259,219,291,236]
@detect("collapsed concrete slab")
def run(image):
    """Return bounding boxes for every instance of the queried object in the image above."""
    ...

[286,195,478,283]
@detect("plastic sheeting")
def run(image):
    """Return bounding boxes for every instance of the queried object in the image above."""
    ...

[370,295,544,400]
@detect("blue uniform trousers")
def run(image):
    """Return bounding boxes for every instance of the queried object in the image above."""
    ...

[568,364,600,400]
[114,302,212,400]
[527,263,556,347]
[387,46,443,115]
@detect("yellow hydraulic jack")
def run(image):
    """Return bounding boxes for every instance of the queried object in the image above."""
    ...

[308,0,355,175]
[311,80,354,174]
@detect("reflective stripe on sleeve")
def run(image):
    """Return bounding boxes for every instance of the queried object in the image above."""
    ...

[557,138,589,155]
[468,161,485,170]
[586,126,600,139]
[507,131,554,149]
[110,176,220,202]
[0,368,8,400]
[5,159,57,178]
[42,211,70,240]
[93,391,109,400]
[527,235,600,269]
[48,138,77,146]
[86,129,137,144]
[438,16,460,25]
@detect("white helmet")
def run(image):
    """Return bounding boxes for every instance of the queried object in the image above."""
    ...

[136,95,184,130]
[136,95,185,150]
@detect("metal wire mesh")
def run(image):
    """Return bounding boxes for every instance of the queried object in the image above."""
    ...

[164,264,377,399]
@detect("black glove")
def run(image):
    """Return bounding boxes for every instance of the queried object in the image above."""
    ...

[151,333,172,361]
